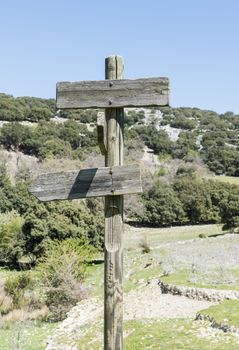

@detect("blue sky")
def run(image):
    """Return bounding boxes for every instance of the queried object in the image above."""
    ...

[0,0,238,113]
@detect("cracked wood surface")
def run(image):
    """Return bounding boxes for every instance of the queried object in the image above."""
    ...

[29,164,142,201]
[57,77,169,109]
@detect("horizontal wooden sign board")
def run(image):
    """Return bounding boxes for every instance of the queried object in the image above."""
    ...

[57,77,169,109]
[29,164,142,202]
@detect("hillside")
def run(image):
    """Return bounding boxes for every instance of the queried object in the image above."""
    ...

[0,92,239,231]
[0,93,239,177]
[0,93,239,349]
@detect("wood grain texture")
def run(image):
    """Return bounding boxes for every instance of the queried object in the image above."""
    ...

[97,111,107,155]
[104,55,124,350]
[29,164,142,202]
[56,77,169,109]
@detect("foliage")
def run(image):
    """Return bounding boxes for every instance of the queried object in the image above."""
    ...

[37,238,95,285]
[0,169,104,264]
[172,131,199,159]
[0,211,24,266]
[22,199,104,260]
[142,180,186,226]
[0,93,55,121]
[131,125,174,155]
[124,109,145,126]
[4,272,33,308]
[160,107,239,174]
[36,238,95,320]
[141,172,239,229]
[173,176,221,224]
[220,186,239,232]
[59,108,97,123]
[1,98,239,176]
[38,139,72,159]
[0,120,97,160]
[170,114,197,130]
[0,122,32,151]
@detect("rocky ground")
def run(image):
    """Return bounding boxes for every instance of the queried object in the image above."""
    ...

[45,228,239,350]
[45,282,216,350]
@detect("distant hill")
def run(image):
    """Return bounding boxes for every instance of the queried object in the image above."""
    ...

[0,92,239,177]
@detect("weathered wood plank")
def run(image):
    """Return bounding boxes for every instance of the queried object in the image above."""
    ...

[57,77,169,109]
[29,164,142,202]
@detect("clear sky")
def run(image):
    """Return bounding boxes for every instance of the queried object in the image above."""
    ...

[0,0,238,114]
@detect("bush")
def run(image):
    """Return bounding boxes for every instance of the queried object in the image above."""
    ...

[170,115,197,130]
[142,180,187,226]
[0,93,55,122]
[139,238,151,254]
[36,238,96,321]
[0,212,24,266]
[4,272,33,308]
[38,139,72,159]
[22,200,104,260]
[0,123,32,151]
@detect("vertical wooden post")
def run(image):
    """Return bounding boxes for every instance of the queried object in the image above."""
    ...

[104,55,124,350]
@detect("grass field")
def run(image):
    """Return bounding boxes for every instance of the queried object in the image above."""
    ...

[86,224,239,295]
[211,175,239,185]
[0,321,57,350]
[76,318,239,350]
[124,223,224,250]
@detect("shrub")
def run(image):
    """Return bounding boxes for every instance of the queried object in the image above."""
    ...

[139,238,151,254]
[142,180,187,226]
[38,139,72,159]
[36,238,96,321]
[4,272,33,309]
[0,211,24,266]
[22,200,104,260]
[198,233,207,239]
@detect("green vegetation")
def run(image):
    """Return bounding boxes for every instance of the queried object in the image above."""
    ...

[128,106,239,176]
[4,271,34,309]
[0,93,55,122]
[0,120,98,159]
[123,319,238,350]
[0,321,57,350]
[1,94,239,175]
[0,169,104,264]
[160,268,239,291]
[0,94,239,347]
[198,300,239,329]
[214,175,239,185]
[124,224,224,249]
[74,318,239,350]
[0,211,24,266]
[140,171,239,232]
[36,238,96,321]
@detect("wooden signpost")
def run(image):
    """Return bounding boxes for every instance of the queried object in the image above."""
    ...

[30,55,169,350]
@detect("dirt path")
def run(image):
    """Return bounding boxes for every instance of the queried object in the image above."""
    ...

[124,283,216,320]
[45,282,215,350]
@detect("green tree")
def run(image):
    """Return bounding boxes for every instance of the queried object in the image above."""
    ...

[0,123,32,151]
[0,211,24,266]
[173,175,221,224]
[142,180,186,226]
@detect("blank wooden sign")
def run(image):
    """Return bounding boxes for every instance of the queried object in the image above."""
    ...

[57,77,169,109]
[29,164,142,201]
